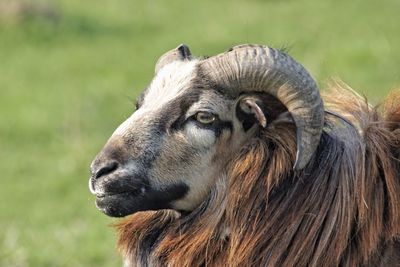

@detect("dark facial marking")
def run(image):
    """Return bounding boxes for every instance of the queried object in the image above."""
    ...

[236,93,288,131]
[236,105,259,131]
[96,182,189,217]
[166,90,202,132]
[189,116,233,138]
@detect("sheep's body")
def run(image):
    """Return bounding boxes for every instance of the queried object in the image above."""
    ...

[116,85,400,266]
[89,45,400,266]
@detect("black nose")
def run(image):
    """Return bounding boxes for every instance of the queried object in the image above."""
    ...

[92,160,119,179]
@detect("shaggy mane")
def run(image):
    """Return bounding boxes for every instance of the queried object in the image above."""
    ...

[115,82,400,267]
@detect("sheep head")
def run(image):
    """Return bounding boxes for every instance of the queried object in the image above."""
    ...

[89,44,324,217]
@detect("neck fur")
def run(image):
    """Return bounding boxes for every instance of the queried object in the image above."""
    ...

[115,87,400,267]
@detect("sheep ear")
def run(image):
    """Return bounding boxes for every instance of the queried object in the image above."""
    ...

[237,97,267,131]
[155,44,192,73]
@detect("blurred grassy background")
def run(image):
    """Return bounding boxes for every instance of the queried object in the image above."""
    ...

[0,0,399,266]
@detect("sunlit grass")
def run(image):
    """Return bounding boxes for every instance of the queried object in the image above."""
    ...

[1,0,399,265]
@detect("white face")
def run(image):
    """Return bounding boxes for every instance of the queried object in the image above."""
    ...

[89,59,263,217]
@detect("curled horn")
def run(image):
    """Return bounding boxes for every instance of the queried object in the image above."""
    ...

[155,44,192,73]
[199,44,324,170]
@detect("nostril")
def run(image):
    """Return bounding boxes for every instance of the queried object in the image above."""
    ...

[94,161,119,179]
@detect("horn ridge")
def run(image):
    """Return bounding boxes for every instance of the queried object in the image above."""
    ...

[199,44,324,170]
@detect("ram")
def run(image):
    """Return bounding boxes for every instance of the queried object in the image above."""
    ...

[89,44,400,266]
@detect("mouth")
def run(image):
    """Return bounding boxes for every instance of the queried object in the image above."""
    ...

[94,188,146,217]
[94,188,142,199]
[89,174,189,217]
[89,173,146,198]
[89,174,149,217]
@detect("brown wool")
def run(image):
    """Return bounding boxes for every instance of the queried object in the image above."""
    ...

[115,84,400,267]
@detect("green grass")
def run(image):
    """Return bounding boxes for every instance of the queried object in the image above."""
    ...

[0,0,399,266]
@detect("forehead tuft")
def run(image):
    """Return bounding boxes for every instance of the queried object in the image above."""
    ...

[143,60,199,108]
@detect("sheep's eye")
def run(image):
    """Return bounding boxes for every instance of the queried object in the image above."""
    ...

[195,112,216,124]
